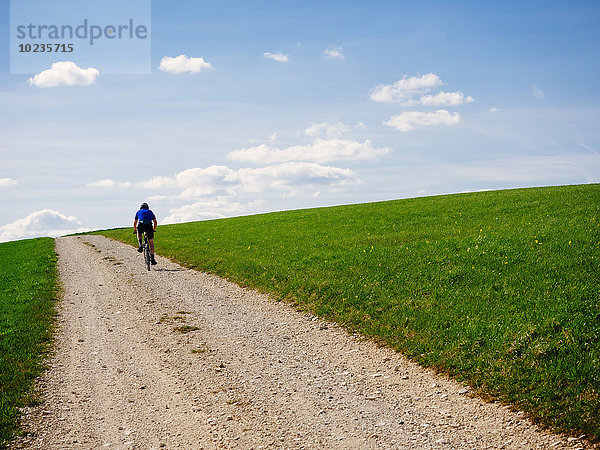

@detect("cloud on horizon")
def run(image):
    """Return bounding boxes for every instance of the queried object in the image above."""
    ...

[0,209,87,242]
[28,61,99,88]
[88,161,358,224]
[84,120,398,223]
[89,162,357,197]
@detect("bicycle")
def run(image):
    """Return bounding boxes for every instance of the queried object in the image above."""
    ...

[142,232,151,271]
[135,229,154,271]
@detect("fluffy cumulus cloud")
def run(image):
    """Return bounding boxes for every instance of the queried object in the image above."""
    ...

[0,178,18,187]
[98,163,356,197]
[228,138,390,164]
[372,73,472,131]
[28,61,99,88]
[419,91,474,106]
[323,46,345,60]
[383,110,460,132]
[87,167,234,196]
[86,121,393,224]
[167,165,237,198]
[88,162,359,223]
[370,73,443,104]
[263,52,289,62]
[158,55,212,74]
[0,209,88,242]
[233,162,356,194]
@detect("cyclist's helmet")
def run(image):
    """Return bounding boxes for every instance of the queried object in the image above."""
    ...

[140,202,149,210]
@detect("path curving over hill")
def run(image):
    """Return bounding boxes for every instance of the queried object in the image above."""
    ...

[17,235,592,449]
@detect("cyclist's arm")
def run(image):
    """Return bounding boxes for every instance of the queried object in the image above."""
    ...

[133,218,138,233]
[153,218,157,231]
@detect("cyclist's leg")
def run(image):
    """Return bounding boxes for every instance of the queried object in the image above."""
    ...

[148,237,157,264]
[137,229,144,251]
[143,226,155,255]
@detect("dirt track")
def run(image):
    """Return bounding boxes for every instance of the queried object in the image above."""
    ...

[16,235,592,449]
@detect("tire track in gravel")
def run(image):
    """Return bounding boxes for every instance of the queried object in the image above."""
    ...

[16,235,593,449]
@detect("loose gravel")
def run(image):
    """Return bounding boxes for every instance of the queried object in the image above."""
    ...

[15,235,595,449]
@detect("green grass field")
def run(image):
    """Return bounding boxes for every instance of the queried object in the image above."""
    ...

[99,184,600,439]
[0,238,58,447]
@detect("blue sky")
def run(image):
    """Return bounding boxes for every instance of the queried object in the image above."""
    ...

[1,0,599,241]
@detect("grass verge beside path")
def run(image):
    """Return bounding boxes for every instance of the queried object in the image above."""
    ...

[0,238,58,447]
[99,184,600,440]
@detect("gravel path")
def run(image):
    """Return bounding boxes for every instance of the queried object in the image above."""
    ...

[16,235,592,449]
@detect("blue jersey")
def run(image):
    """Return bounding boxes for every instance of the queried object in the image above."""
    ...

[135,209,156,224]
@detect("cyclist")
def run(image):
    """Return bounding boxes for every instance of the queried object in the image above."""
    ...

[133,202,157,265]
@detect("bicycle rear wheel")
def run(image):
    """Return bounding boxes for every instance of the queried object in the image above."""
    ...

[144,237,150,271]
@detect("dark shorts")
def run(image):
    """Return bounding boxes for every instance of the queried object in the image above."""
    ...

[137,222,154,240]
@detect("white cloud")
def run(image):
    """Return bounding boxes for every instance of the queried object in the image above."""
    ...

[268,132,278,142]
[383,110,461,132]
[85,122,392,224]
[87,166,236,196]
[263,52,289,62]
[370,73,443,104]
[488,107,499,113]
[370,73,474,118]
[172,165,238,198]
[0,178,17,187]
[419,91,474,106]
[304,121,350,138]
[158,55,212,74]
[227,138,390,164]
[233,162,356,195]
[0,209,87,242]
[531,83,545,100]
[175,163,356,197]
[86,178,116,188]
[323,46,345,60]
[93,161,358,207]
[92,161,356,225]
[28,61,99,88]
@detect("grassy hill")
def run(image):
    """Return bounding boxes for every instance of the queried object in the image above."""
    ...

[100,184,600,439]
[0,238,58,447]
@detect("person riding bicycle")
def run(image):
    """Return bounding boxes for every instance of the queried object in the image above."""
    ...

[133,202,157,265]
